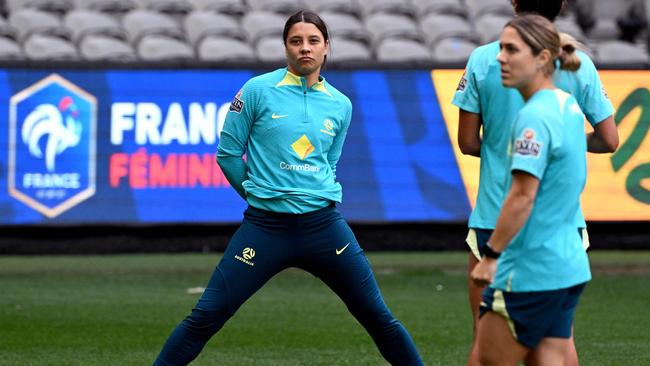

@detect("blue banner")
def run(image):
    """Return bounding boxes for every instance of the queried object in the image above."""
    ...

[0,69,471,224]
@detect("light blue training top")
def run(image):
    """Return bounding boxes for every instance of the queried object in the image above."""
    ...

[452,41,614,230]
[217,68,352,214]
[492,89,592,291]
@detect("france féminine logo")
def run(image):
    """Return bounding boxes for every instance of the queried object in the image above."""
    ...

[9,74,97,218]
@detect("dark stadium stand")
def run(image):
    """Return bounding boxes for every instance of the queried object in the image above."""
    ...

[0,0,646,67]
[2,221,649,254]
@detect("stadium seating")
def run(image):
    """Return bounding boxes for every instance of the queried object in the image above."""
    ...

[376,38,431,62]
[321,11,371,45]
[465,0,513,21]
[73,0,137,13]
[420,13,476,49]
[64,9,126,43]
[247,0,305,15]
[412,0,468,19]
[474,13,510,44]
[197,36,256,61]
[134,0,194,14]
[241,11,285,44]
[0,14,18,40]
[0,0,647,65]
[122,9,184,45]
[6,0,74,15]
[255,36,286,62]
[555,15,588,43]
[186,0,246,16]
[137,33,193,60]
[595,40,649,64]
[329,37,372,63]
[357,0,415,18]
[431,37,476,63]
[79,34,136,60]
[23,34,78,59]
[0,37,25,60]
[574,0,621,41]
[304,0,362,19]
[8,8,71,42]
[183,10,243,47]
[364,13,422,46]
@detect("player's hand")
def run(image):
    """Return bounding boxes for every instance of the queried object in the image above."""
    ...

[470,258,497,287]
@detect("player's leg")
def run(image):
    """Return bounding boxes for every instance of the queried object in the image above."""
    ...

[522,337,568,366]
[295,207,423,366]
[477,311,529,366]
[561,228,589,366]
[527,326,578,366]
[153,208,289,366]
[565,328,579,366]
[466,228,491,366]
[467,253,482,366]
[526,283,587,366]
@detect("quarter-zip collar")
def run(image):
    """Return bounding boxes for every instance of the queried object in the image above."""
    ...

[275,68,332,97]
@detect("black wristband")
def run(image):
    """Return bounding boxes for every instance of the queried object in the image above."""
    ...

[483,242,501,259]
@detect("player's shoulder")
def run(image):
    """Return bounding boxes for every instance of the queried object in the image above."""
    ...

[323,79,351,107]
[575,49,595,65]
[574,49,598,75]
[525,89,580,125]
[467,41,499,67]
[520,91,557,121]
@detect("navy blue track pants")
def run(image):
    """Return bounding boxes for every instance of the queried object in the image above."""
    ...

[153,205,423,365]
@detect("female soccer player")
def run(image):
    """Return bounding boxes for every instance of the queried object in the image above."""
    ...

[152,10,424,366]
[452,1,618,364]
[470,14,592,365]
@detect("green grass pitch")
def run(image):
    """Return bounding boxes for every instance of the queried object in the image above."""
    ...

[1,251,649,365]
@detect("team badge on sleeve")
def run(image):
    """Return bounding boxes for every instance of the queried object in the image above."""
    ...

[600,85,610,100]
[229,88,244,113]
[456,70,467,92]
[514,129,542,157]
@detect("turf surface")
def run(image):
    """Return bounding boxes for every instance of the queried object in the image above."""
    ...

[1,251,649,365]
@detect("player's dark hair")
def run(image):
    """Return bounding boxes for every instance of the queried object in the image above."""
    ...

[513,0,565,22]
[283,10,330,65]
[506,14,580,75]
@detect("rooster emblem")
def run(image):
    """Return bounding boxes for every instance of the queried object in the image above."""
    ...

[21,96,82,172]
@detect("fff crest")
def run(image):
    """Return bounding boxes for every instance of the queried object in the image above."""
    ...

[9,74,97,218]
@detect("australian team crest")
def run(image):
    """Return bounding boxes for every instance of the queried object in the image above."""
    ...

[8,74,97,218]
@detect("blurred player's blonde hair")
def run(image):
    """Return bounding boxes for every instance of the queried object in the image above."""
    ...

[507,14,581,76]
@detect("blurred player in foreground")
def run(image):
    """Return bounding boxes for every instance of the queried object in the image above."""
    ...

[452,0,618,364]
[470,14,592,366]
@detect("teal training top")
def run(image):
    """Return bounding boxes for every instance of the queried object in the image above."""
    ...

[452,41,614,229]
[217,68,352,214]
[492,89,592,291]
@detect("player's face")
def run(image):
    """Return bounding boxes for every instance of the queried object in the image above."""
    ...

[496,26,540,89]
[285,22,328,78]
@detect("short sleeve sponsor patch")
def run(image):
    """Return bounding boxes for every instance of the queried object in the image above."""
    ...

[229,88,244,113]
[456,70,467,92]
[514,129,542,157]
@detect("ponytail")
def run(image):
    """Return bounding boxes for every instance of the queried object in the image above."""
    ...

[558,32,581,71]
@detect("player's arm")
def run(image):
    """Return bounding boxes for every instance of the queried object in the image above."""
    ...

[327,101,352,177]
[471,111,550,286]
[458,109,482,157]
[452,55,482,157]
[577,53,618,153]
[587,114,618,153]
[470,171,539,286]
[217,85,257,199]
